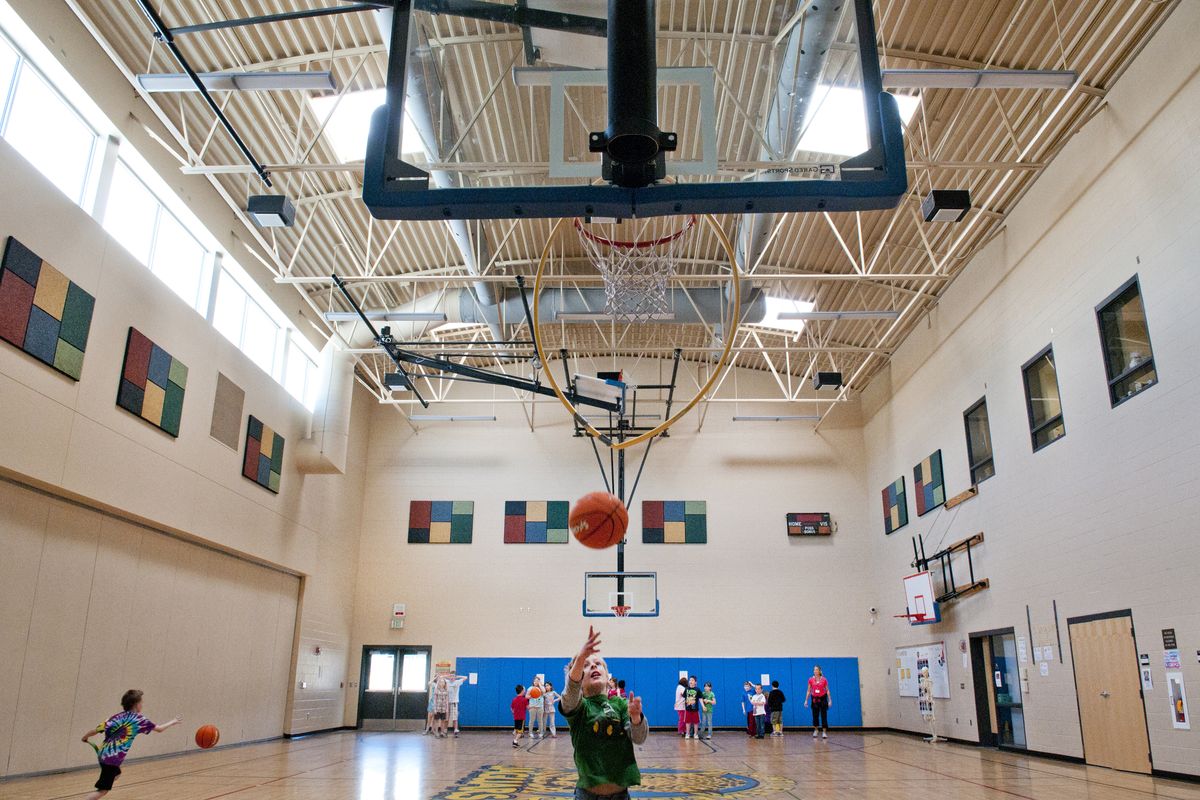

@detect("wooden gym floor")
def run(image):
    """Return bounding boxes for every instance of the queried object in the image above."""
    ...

[3,730,1198,800]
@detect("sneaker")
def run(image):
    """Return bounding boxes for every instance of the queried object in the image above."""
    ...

[822,732,828,739]
[705,735,712,740]
[755,735,764,739]
[453,731,459,738]
[512,741,520,748]
[812,730,819,738]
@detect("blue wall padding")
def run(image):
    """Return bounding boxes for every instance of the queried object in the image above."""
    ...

[453,656,860,728]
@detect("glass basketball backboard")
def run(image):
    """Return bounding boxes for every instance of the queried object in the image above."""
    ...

[583,571,659,617]
[363,0,909,220]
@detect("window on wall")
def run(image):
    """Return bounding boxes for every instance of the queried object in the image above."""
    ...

[102,161,211,313]
[1096,276,1156,407]
[0,35,99,205]
[963,398,995,484]
[0,12,323,411]
[1022,346,1066,451]
[284,333,319,408]
[213,269,279,376]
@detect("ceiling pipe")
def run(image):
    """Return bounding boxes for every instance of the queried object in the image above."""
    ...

[342,286,766,347]
[732,1,845,294]
[373,8,501,335]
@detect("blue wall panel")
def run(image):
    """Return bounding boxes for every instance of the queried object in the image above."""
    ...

[452,656,860,728]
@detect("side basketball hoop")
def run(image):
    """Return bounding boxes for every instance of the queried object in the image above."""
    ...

[611,605,632,618]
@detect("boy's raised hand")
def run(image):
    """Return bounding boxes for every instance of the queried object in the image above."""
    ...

[568,626,602,681]
[627,693,643,724]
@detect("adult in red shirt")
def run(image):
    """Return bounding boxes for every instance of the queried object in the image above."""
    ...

[804,665,832,739]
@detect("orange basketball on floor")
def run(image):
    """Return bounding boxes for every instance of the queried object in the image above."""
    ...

[570,492,628,549]
[195,725,220,749]
[528,687,543,699]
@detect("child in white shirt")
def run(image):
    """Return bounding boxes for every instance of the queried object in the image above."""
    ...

[541,681,561,738]
[751,685,768,739]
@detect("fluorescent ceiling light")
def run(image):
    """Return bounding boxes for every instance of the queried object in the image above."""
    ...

[324,311,447,322]
[433,321,488,333]
[750,296,815,334]
[137,71,336,93]
[732,415,821,422]
[308,88,422,163]
[882,69,1077,90]
[556,312,676,321]
[777,310,900,320]
[409,415,497,422]
[798,86,920,158]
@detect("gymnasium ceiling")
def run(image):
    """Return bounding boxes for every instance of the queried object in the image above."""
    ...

[67,0,1177,418]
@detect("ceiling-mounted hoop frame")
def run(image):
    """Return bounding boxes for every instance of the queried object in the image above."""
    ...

[532,213,742,450]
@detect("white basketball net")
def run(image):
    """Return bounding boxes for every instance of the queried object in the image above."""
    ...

[575,217,696,323]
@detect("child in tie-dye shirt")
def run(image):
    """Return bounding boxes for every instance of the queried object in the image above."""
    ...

[82,689,180,798]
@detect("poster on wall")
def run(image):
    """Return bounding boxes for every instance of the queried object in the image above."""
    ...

[896,642,949,699]
[1166,672,1190,730]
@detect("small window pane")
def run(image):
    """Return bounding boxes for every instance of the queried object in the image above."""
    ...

[366,652,395,692]
[213,271,247,345]
[151,211,207,309]
[0,40,18,100]
[3,65,96,202]
[400,653,428,692]
[963,398,995,484]
[304,358,320,410]
[104,163,158,264]
[1097,278,1156,406]
[1023,348,1065,451]
[284,337,314,402]
[241,298,279,374]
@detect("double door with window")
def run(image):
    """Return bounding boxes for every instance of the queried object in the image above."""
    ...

[359,646,431,731]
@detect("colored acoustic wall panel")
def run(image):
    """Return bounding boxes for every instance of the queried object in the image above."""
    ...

[0,237,94,380]
[882,476,908,535]
[116,327,188,437]
[913,449,946,516]
[243,415,284,493]
[504,501,569,543]
[642,500,706,544]
[409,500,474,543]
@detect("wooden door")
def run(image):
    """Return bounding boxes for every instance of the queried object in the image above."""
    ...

[1068,614,1151,773]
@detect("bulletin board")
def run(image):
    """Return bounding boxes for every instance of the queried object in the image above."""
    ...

[896,642,949,699]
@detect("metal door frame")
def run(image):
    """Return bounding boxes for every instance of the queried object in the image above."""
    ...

[357,644,433,731]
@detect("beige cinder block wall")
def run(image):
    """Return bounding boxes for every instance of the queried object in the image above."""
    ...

[346,365,893,725]
[860,1,1200,776]
[0,138,367,775]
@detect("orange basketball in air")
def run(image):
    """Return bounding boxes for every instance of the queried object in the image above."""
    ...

[570,492,629,549]
[195,725,220,749]
[529,687,543,699]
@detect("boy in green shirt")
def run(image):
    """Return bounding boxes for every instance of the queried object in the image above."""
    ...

[700,682,717,740]
[561,626,648,799]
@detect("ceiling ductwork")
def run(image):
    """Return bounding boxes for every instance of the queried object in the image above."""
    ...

[733,1,845,291]
[373,8,501,333]
[341,287,766,347]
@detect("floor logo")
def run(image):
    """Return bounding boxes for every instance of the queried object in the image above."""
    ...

[433,765,795,799]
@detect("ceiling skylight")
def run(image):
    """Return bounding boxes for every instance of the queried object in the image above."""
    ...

[753,296,816,334]
[797,86,920,158]
[308,89,422,163]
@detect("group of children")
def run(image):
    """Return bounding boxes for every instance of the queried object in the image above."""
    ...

[423,672,469,738]
[76,650,829,800]
[509,676,563,745]
[673,676,717,739]
[744,667,833,738]
[671,665,833,740]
